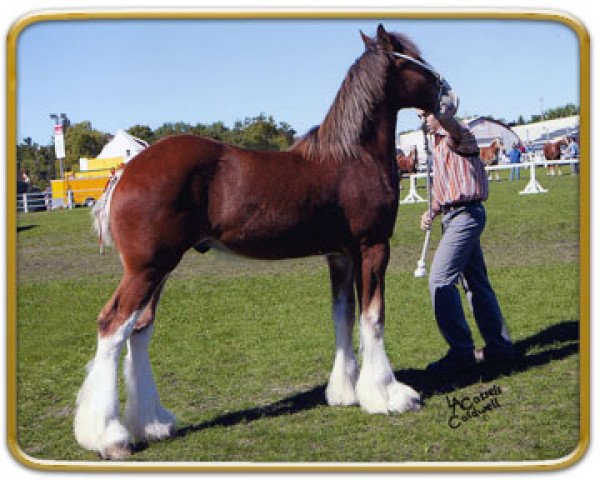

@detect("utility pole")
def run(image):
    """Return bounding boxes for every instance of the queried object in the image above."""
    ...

[539,97,546,140]
[50,113,68,178]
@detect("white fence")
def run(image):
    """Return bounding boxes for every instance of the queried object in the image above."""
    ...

[399,158,579,205]
[17,191,51,213]
[17,187,104,213]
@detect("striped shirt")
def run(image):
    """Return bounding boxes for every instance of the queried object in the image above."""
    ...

[432,125,489,209]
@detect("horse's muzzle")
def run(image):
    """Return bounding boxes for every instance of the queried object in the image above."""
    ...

[438,81,459,117]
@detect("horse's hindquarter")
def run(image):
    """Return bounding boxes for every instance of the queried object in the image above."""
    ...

[110,135,223,259]
[543,143,561,160]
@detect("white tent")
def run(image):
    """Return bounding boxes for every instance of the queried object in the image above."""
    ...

[97,129,149,161]
[466,117,521,148]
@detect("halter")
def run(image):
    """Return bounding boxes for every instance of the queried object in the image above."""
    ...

[391,51,451,113]
[391,52,443,80]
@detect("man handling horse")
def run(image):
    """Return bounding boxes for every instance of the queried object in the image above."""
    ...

[418,104,515,374]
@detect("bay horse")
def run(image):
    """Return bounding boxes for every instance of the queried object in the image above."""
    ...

[544,137,568,176]
[479,138,503,181]
[396,145,418,174]
[74,25,454,459]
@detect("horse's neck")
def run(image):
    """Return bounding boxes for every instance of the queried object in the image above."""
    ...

[363,102,399,170]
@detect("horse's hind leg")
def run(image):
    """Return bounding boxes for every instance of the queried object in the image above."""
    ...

[74,268,167,459]
[123,279,176,444]
[325,255,359,406]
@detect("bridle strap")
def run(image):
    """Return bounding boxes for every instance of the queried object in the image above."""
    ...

[391,51,443,81]
[391,51,449,113]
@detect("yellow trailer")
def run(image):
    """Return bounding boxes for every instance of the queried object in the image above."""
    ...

[51,175,109,208]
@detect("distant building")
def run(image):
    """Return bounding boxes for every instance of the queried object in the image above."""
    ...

[511,115,579,152]
[396,115,580,168]
[78,130,149,174]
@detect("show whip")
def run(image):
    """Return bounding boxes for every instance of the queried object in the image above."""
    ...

[414,121,433,278]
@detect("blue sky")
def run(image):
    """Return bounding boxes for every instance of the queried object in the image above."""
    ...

[16,18,580,145]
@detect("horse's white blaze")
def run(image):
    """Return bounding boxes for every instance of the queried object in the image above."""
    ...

[74,310,139,456]
[123,324,176,441]
[356,302,421,414]
[326,292,359,406]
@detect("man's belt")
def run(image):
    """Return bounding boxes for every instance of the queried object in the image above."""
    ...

[441,200,482,214]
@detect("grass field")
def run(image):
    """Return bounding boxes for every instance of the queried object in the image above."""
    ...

[13,173,582,467]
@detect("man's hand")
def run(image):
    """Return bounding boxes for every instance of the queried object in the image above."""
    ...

[420,210,435,231]
[437,80,459,118]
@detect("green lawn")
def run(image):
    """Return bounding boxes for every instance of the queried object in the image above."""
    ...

[13,174,583,466]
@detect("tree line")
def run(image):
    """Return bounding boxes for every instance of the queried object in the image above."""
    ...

[17,114,296,190]
[17,103,578,190]
[509,103,579,127]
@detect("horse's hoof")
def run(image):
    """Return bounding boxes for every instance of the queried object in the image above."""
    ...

[407,396,423,412]
[102,444,133,460]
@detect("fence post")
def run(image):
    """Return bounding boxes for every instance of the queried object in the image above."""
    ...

[22,193,29,213]
[400,174,426,204]
[519,162,548,195]
[67,190,74,209]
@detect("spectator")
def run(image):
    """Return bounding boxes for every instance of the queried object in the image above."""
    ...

[104,167,117,191]
[22,170,31,187]
[508,143,522,181]
[565,137,579,174]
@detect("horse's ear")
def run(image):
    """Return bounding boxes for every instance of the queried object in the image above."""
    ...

[360,30,376,50]
[376,24,393,51]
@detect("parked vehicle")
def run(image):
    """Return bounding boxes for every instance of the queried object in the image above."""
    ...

[51,175,108,208]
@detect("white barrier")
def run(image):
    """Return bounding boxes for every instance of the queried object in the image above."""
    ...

[399,173,427,204]
[17,187,104,213]
[399,159,579,204]
[17,191,49,213]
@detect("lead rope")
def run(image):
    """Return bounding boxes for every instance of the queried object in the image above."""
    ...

[421,121,433,221]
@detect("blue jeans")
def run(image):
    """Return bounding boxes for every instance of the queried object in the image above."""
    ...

[509,164,520,180]
[429,204,513,358]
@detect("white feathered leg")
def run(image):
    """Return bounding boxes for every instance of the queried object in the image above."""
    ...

[325,255,359,406]
[74,311,139,458]
[325,294,359,406]
[354,243,421,414]
[355,304,421,414]
[123,324,176,442]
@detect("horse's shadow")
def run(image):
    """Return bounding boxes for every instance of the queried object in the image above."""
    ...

[17,224,38,232]
[147,320,579,449]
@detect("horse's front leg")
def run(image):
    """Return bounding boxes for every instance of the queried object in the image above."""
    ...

[325,254,359,406]
[355,242,421,414]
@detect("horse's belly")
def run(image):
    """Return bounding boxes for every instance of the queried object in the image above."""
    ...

[210,211,347,260]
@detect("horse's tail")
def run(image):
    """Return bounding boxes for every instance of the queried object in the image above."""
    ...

[91,170,123,254]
